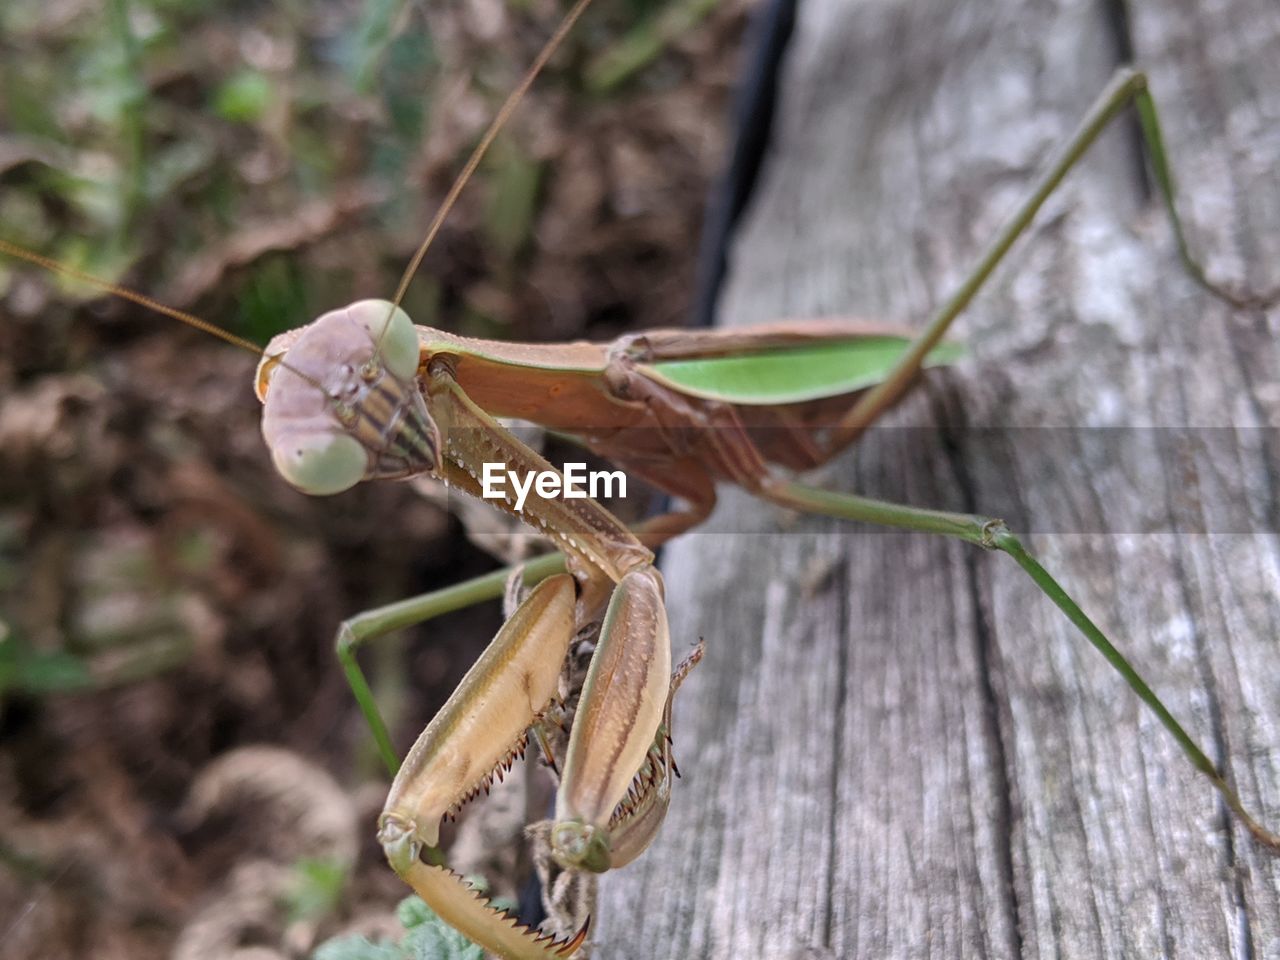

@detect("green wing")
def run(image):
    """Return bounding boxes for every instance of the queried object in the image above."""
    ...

[644,337,962,405]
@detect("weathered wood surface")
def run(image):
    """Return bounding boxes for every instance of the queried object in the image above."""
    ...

[597,0,1280,957]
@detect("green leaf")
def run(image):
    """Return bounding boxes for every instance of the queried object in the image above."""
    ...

[0,624,93,696]
[285,857,348,924]
[396,896,484,960]
[402,921,484,960]
[395,895,434,930]
[379,23,433,140]
[2,62,63,139]
[487,896,519,915]
[585,0,720,93]
[237,256,310,342]
[213,70,273,124]
[349,0,409,94]
[312,934,404,960]
[483,143,544,262]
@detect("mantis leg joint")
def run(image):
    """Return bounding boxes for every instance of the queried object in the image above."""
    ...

[980,518,1013,551]
[335,620,357,656]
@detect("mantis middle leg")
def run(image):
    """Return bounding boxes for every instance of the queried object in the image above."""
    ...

[824,66,1280,453]
[634,395,1280,852]
[334,552,568,776]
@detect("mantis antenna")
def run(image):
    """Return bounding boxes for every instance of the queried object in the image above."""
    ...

[4,0,604,387]
[0,237,326,394]
[373,0,600,352]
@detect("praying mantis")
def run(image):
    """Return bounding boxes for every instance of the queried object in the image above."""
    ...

[596,1,1280,956]
[3,0,1280,958]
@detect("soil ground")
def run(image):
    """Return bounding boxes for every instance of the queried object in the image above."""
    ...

[0,1,749,956]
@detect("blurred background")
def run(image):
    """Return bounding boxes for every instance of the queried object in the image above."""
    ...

[0,0,751,956]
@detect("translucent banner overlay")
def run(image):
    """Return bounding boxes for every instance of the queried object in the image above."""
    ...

[432,426,1279,535]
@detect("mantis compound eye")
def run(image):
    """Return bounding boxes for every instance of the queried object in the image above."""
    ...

[271,431,368,496]
[345,299,420,382]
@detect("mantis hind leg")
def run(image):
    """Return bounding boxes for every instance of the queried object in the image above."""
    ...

[760,476,1280,853]
[335,552,567,776]
[825,66,1280,452]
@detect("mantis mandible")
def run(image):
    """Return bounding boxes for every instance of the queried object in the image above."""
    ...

[3,0,1280,956]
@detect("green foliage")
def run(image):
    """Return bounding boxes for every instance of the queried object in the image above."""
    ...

[348,0,410,94]
[379,26,434,142]
[585,0,720,93]
[285,857,349,925]
[315,939,404,960]
[0,621,93,697]
[214,70,274,124]
[0,0,439,323]
[312,895,487,960]
[238,257,314,343]
[0,524,234,702]
[483,141,545,263]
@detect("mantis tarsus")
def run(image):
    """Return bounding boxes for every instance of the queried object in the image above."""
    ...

[3,0,1279,958]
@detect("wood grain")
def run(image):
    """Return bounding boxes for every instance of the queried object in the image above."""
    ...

[595,0,1280,956]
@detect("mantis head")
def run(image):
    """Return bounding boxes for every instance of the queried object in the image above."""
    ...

[550,819,613,872]
[256,299,441,495]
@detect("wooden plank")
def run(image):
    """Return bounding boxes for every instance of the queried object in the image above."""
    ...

[595,0,1280,956]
